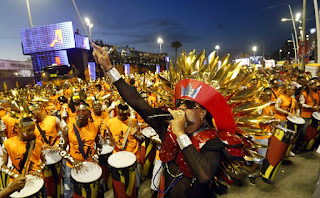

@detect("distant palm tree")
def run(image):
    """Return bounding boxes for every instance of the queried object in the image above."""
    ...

[171,41,182,59]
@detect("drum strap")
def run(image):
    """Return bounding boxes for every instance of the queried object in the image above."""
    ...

[36,122,50,146]
[271,89,278,99]
[73,124,89,160]
[121,118,132,150]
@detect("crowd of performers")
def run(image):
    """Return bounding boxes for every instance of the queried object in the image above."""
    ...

[0,46,319,198]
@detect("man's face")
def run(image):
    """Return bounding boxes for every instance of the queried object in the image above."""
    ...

[118,111,129,121]
[176,99,204,133]
[93,103,102,115]
[30,107,41,120]
[20,123,35,140]
[76,105,90,124]
[260,92,271,102]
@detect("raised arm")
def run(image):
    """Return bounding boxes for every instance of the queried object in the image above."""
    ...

[93,44,168,137]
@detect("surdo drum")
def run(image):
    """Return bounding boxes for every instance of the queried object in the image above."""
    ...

[140,127,158,177]
[285,116,305,156]
[71,161,102,198]
[108,151,137,198]
[303,112,320,150]
[43,149,62,197]
[99,144,114,192]
[260,125,295,181]
[10,175,44,198]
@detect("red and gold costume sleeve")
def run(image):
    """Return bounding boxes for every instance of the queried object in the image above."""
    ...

[107,117,140,162]
[3,137,43,175]
[66,121,99,167]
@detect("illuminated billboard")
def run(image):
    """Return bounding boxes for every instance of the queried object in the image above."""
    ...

[31,50,69,71]
[75,34,90,50]
[21,21,89,54]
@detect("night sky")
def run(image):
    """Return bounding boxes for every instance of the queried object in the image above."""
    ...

[0,0,317,61]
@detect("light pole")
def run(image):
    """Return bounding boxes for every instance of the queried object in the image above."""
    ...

[85,18,93,41]
[279,49,282,60]
[281,5,300,66]
[26,0,34,27]
[157,37,163,53]
[215,45,220,56]
[252,46,257,57]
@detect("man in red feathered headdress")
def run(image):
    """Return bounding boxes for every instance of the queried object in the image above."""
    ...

[93,44,243,198]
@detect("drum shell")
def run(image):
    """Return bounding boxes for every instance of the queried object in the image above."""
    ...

[71,177,101,198]
[140,138,157,177]
[43,160,62,197]
[260,127,295,180]
[109,162,137,198]
[99,148,114,192]
[311,112,320,131]
[286,119,304,135]
[71,162,102,198]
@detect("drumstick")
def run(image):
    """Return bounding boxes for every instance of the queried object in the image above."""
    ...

[22,140,36,177]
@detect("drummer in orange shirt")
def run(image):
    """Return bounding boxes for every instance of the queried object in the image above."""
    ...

[91,100,110,139]
[1,117,46,181]
[1,101,21,139]
[248,88,274,185]
[106,103,143,192]
[59,104,102,198]
[274,84,300,126]
[296,79,320,151]
[29,103,68,148]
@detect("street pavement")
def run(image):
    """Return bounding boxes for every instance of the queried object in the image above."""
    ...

[105,151,320,198]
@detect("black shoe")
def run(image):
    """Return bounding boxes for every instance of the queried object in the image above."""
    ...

[262,177,272,184]
[248,175,256,186]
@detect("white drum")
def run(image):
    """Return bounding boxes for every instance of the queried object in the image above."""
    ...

[312,112,320,120]
[43,149,62,165]
[100,144,114,155]
[287,115,305,125]
[10,175,44,198]
[71,161,102,183]
[108,151,137,197]
[108,151,136,169]
[141,127,156,138]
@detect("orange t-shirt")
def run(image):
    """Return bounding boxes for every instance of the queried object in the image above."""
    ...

[0,110,7,119]
[92,112,110,138]
[300,91,320,118]
[67,121,99,167]
[1,114,19,138]
[274,94,296,120]
[4,137,43,175]
[107,117,140,163]
[34,116,59,146]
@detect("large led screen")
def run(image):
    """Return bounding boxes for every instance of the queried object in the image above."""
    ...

[31,50,69,72]
[21,21,75,54]
[75,34,90,50]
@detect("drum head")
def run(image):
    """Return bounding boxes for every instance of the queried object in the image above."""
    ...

[101,144,114,155]
[10,175,44,198]
[108,151,136,169]
[71,162,102,183]
[287,116,305,125]
[43,149,62,165]
[312,112,320,120]
[141,127,153,138]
